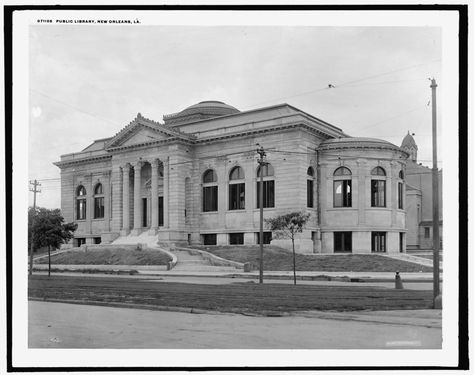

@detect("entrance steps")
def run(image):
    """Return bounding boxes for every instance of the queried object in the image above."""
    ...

[168,249,241,272]
[112,232,159,248]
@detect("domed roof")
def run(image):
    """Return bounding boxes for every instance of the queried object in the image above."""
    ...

[163,100,240,126]
[185,100,239,112]
[401,132,418,149]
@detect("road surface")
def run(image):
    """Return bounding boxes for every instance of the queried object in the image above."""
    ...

[29,301,441,349]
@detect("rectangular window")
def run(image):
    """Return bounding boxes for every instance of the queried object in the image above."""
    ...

[229,233,244,245]
[398,182,403,209]
[334,232,352,252]
[94,237,101,244]
[371,232,386,253]
[75,238,86,247]
[229,183,245,210]
[256,231,272,245]
[371,180,386,207]
[256,180,275,208]
[202,234,217,245]
[307,179,314,208]
[424,227,430,238]
[94,197,104,219]
[399,232,404,253]
[203,186,218,212]
[334,180,351,207]
[76,199,86,220]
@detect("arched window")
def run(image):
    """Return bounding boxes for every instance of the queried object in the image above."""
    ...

[256,163,275,208]
[333,167,351,207]
[371,167,386,207]
[94,183,104,219]
[94,183,103,195]
[371,167,386,176]
[334,167,352,176]
[257,163,274,177]
[202,169,218,212]
[76,185,87,220]
[203,169,217,183]
[77,185,86,196]
[229,166,245,210]
[399,170,404,179]
[307,167,315,208]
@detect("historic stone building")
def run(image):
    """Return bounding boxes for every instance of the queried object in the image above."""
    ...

[55,101,409,253]
[400,132,443,250]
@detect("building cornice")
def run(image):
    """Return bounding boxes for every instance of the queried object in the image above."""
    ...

[318,141,409,157]
[54,155,112,168]
[195,121,336,144]
[106,136,193,153]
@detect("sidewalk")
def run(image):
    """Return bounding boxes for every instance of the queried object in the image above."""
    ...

[32,265,440,282]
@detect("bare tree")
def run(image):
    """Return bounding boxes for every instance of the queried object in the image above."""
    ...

[265,212,310,285]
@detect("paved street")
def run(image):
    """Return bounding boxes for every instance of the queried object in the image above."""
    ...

[29,301,441,349]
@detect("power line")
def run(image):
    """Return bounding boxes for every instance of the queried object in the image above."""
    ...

[244,59,441,109]
[30,88,122,127]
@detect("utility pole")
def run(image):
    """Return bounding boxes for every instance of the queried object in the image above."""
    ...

[430,78,441,308]
[29,179,41,276]
[256,144,266,284]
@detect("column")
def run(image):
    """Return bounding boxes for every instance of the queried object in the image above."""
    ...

[133,161,143,232]
[163,158,169,228]
[150,159,160,233]
[121,164,130,234]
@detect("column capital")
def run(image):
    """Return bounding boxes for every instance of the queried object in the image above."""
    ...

[151,158,160,168]
[131,161,143,169]
[122,163,131,172]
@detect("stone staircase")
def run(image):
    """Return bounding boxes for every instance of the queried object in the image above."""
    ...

[111,235,240,272]
[168,248,241,272]
[112,232,159,248]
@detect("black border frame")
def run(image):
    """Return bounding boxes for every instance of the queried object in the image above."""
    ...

[5,4,468,372]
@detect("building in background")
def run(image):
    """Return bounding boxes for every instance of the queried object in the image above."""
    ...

[55,101,409,253]
[400,132,443,250]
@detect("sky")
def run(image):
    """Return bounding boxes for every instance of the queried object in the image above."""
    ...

[28,23,443,208]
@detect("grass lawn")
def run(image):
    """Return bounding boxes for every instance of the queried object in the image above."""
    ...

[28,275,433,314]
[35,248,171,266]
[194,245,433,272]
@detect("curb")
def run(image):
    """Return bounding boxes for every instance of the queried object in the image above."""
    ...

[28,298,440,324]
[28,297,263,317]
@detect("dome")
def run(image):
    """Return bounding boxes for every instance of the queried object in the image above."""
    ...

[401,132,418,149]
[163,100,240,126]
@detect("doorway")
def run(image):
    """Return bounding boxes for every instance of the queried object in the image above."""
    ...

[142,198,147,227]
[159,196,164,226]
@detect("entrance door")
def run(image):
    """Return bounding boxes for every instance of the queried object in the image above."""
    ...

[159,196,164,226]
[142,198,147,227]
[372,232,386,253]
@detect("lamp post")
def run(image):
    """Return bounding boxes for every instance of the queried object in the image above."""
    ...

[430,78,441,308]
[256,144,266,284]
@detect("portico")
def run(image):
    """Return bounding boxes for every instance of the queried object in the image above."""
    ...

[119,158,167,236]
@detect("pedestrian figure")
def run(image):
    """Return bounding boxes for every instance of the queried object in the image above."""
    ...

[395,271,404,289]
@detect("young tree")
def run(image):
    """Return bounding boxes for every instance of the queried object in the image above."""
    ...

[265,211,310,285]
[28,207,77,276]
